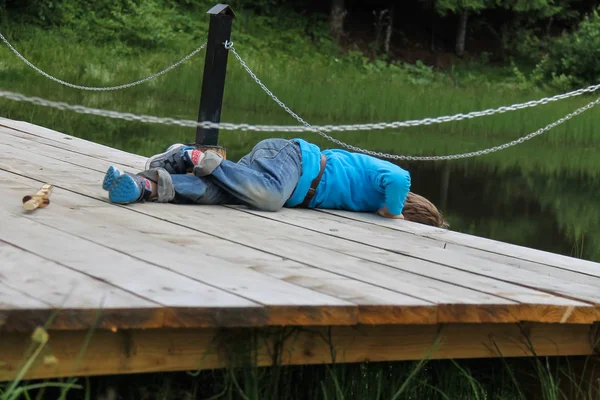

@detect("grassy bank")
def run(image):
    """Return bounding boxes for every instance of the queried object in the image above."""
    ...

[1,23,599,173]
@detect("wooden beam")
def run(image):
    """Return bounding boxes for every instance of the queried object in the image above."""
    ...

[0,323,596,381]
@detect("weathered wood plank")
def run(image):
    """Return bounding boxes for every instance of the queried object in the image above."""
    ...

[444,242,600,288]
[319,209,600,277]
[0,283,49,311]
[0,240,165,331]
[0,323,595,381]
[0,171,360,328]
[0,284,56,332]
[241,207,600,307]
[2,142,593,325]
[2,122,597,325]
[0,210,257,308]
[0,170,429,324]
[0,150,527,323]
[46,192,424,323]
[0,284,47,310]
[0,129,140,176]
[0,118,146,169]
[0,207,277,330]
[1,239,148,309]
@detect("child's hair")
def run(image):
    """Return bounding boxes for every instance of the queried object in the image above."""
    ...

[403,192,449,229]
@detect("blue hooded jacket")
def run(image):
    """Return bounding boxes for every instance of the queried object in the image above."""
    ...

[285,139,411,215]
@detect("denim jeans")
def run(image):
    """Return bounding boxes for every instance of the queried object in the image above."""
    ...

[169,138,303,211]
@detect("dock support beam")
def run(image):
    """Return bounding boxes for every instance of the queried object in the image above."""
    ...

[195,4,235,159]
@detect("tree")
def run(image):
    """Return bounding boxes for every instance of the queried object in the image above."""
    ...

[434,0,490,56]
[330,0,346,41]
[494,0,568,39]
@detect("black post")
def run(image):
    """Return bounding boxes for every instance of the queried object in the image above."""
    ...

[195,4,235,157]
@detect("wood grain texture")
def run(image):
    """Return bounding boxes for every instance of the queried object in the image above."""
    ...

[0,129,140,176]
[0,146,527,324]
[0,323,595,381]
[0,284,57,332]
[238,207,600,320]
[318,209,600,277]
[0,207,273,330]
[0,135,592,325]
[0,118,146,169]
[1,119,599,330]
[0,171,359,328]
[0,240,163,331]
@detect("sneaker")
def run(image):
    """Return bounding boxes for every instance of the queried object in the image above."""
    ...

[102,165,122,191]
[145,143,195,174]
[109,173,153,204]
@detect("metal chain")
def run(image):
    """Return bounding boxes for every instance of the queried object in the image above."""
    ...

[1,88,598,161]
[227,42,600,131]
[0,32,206,91]
[227,42,600,160]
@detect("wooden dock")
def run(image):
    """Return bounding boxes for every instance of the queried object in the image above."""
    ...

[0,116,599,381]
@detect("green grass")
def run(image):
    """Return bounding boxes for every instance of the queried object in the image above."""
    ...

[1,25,599,172]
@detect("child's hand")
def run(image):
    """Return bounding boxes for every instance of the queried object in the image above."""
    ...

[377,206,404,219]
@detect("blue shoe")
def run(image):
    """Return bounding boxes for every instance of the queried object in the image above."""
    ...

[109,173,152,204]
[145,143,195,174]
[102,165,122,191]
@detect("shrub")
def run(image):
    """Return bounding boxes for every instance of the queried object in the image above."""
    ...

[533,7,600,89]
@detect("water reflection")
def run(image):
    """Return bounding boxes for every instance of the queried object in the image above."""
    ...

[407,161,598,262]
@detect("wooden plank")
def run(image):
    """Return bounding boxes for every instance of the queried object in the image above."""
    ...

[0,323,596,381]
[0,208,273,330]
[0,211,257,310]
[5,172,420,317]
[0,170,428,325]
[249,264,435,324]
[0,172,359,328]
[0,240,166,331]
[1,144,592,326]
[1,126,595,324]
[0,150,528,323]
[0,282,48,314]
[0,284,53,331]
[0,284,47,311]
[240,207,600,308]
[0,118,146,169]
[444,242,600,289]
[0,129,140,176]
[319,209,600,277]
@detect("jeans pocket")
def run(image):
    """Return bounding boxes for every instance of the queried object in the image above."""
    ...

[248,139,293,164]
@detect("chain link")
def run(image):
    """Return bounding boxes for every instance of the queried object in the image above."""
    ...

[0,32,206,91]
[1,88,598,161]
[228,44,600,160]
[230,43,600,131]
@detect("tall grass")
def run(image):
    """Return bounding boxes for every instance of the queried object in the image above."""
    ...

[1,26,599,176]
